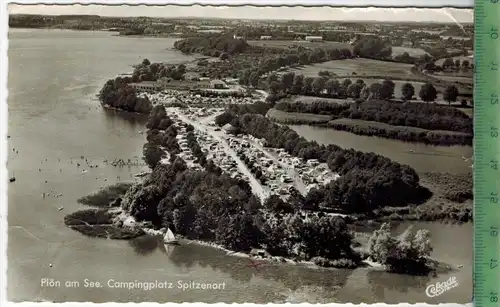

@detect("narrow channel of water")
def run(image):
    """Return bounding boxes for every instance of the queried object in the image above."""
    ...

[289,124,473,174]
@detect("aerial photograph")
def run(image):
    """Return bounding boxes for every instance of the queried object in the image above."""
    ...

[6,4,473,304]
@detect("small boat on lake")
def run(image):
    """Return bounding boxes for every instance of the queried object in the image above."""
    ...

[163,228,179,245]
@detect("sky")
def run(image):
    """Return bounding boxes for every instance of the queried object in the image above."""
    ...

[8,2,474,23]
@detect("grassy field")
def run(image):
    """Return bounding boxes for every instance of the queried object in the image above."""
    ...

[287,58,416,79]
[456,107,473,118]
[291,95,353,104]
[430,74,473,85]
[266,108,331,124]
[392,46,429,57]
[247,40,351,50]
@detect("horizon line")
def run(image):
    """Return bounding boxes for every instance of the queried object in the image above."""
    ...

[8,12,474,24]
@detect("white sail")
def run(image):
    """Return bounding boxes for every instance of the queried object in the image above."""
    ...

[164,228,177,243]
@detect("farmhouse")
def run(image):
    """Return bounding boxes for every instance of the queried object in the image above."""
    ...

[129,81,162,92]
[305,36,323,42]
[210,79,228,89]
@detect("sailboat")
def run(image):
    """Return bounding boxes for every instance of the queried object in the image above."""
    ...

[163,228,179,245]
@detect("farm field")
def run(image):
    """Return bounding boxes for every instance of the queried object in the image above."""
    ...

[286,58,416,79]
[430,74,473,85]
[266,108,331,124]
[392,46,429,57]
[247,40,351,50]
[292,95,354,104]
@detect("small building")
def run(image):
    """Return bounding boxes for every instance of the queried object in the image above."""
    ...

[260,35,272,40]
[210,79,228,89]
[129,81,162,92]
[305,36,323,42]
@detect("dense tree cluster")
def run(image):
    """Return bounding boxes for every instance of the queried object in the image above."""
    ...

[261,213,357,262]
[368,223,433,275]
[393,52,418,64]
[238,47,353,87]
[275,100,472,133]
[185,128,208,166]
[98,77,152,113]
[339,100,472,133]
[353,36,393,60]
[229,112,424,213]
[131,60,186,82]
[261,71,404,101]
[142,105,182,168]
[173,34,249,56]
[121,154,359,261]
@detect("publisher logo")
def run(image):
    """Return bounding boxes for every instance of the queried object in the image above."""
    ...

[426,276,459,298]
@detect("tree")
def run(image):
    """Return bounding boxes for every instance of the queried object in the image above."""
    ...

[325,79,340,96]
[143,142,165,169]
[379,79,395,100]
[462,60,470,68]
[454,59,461,68]
[219,52,229,60]
[267,73,279,85]
[360,86,370,100]
[300,216,353,260]
[342,78,352,89]
[369,83,382,99]
[418,83,438,102]
[249,71,260,87]
[302,77,314,95]
[368,222,394,264]
[443,85,459,105]
[238,69,250,85]
[264,195,294,213]
[142,58,151,66]
[442,58,454,69]
[269,81,281,95]
[312,77,326,95]
[355,79,365,88]
[347,83,362,99]
[281,72,295,92]
[401,83,415,101]
[215,213,261,252]
[292,74,304,94]
[353,36,392,59]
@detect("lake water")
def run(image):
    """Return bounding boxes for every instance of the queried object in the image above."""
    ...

[289,125,473,174]
[7,29,472,304]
